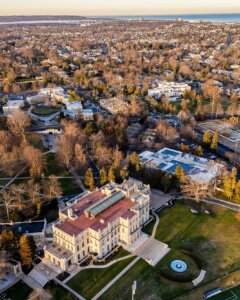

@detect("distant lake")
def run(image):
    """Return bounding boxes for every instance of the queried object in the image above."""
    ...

[110,13,240,23]
[1,14,240,25]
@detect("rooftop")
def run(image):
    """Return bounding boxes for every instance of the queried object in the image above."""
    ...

[56,190,137,236]
[139,147,223,184]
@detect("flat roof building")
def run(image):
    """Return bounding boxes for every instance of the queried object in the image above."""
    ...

[148,81,191,101]
[196,120,240,154]
[139,148,223,184]
[3,100,25,116]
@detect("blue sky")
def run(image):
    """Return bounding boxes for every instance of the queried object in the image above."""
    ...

[1,0,240,16]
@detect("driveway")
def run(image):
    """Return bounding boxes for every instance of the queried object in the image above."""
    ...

[133,237,170,266]
[150,189,174,211]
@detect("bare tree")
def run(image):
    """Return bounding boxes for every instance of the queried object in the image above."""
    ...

[180,177,212,203]
[23,145,45,178]
[0,190,21,221]
[43,176,62,200]
[7,110,31,143]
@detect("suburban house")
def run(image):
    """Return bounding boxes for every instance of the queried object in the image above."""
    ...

[44,179,150,271]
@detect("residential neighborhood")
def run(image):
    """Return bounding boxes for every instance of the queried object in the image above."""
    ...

[1,7,240,300]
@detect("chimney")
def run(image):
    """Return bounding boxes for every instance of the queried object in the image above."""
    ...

[68,208,73,218]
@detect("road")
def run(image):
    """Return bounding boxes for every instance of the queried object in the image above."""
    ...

[174,193,240,212]
[204,197,240,211]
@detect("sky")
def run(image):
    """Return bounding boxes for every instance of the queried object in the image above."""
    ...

[1,0,240,16]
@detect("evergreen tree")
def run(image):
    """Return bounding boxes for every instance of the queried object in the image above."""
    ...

[203,130,211,145]
[195,145,203,156]
[129,152,141,174]
[234,181,240,204]
[84,168,95,191]
[19,235,33,266]
[108,166,116,182]
[223,176,233,200]
[223,168,237,201]
[99,167,108,186]
[0,230,14,250]
[210,132,218,150]
[120,166,129,181]
[175,165,185,182]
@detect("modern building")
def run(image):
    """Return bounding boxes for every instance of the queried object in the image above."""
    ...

[64,101,83,118]
[3,100,25,116]
[44,179,150,271]
[139,148,223,184]
[148,81,191,101]
[196,120,240,154]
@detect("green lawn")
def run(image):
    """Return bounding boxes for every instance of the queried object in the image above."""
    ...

[60,178,82,196]
[67,257,135,300]
[101,202,240,300]
[26,132,44,150]
[45,153,68,176]
[32,106,61,116]
[50,284,76,300]
[1,281,33,300]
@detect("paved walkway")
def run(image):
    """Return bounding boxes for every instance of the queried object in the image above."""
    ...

[192,270,206,286]
[20,273,51,300]
[150,189,174,211]
[174,193,240,212]
[54,278,86,300]
[91,257,140,300]
[151,211,160,238]
[69,165,87,192]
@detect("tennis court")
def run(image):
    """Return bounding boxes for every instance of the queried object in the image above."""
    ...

[210,285,240,300]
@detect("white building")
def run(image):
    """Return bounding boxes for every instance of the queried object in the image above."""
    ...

[139,148,223,184]
[64,101,83,118]
[44,179,150,271]
[148,81,191,101]
[3,100,25,116]
[82,109,94,120]
[40,87,64,96]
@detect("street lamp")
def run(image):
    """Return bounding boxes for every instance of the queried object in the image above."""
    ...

[132,281,137,300]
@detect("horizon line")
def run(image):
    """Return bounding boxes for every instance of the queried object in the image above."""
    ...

[1,12,240,17]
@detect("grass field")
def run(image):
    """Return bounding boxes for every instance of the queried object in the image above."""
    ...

[50,284,76,300]
[0,281,33,300]
[67,256,135,300]
[100,201,240,300]
[26,132,44,150]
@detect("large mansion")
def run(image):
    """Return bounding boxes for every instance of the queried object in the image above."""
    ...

[44,179,150,271]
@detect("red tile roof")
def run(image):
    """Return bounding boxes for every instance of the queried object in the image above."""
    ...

[56,191,137,236]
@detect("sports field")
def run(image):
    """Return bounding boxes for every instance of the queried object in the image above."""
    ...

[211,285,240,300]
